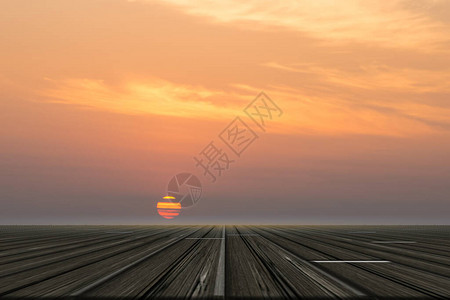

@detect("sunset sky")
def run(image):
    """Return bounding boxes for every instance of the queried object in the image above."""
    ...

[1,0,449,224]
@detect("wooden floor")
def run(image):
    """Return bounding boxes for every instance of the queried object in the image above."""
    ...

[0,225,449,299]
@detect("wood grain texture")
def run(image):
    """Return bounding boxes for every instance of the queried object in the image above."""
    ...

[0,225,448,299]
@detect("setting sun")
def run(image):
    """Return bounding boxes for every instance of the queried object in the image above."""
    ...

[157,197,181,219]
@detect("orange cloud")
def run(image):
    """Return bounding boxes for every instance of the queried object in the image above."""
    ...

[260,63,450,136]
[41,75,450,139]
[146,0,450,50]
[41,77,244,119]
[263,62,450,93]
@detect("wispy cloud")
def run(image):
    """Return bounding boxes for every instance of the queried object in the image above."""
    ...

[144,0,449,50]
[41,77,242,119]
[258,60,450,136]
[263,62,450,93]
[41,74,450,138]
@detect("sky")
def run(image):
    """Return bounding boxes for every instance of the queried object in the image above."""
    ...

[1,0,449,224]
